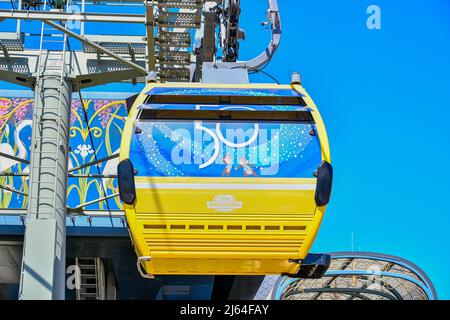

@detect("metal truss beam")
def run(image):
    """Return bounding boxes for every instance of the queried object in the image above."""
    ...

[0,209,27,216]
[208,0,281,73]
[75,69,145,90]
[0,173,28,177]
[0,0,143,2]
[72,193,120,211]
[0,151,30,165]
[82,35,147,55]
[68,174,117,179]
[0,184,28,196]
[64,0,147,3]
[0,10,145,24]
[0,69,34,88]
[69,153,119,173]
[43,21,147,75]
[145,1,156,71]
[66,209,125,218]
[1,50,147,90]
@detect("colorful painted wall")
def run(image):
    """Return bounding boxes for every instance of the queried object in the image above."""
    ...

[0,91,130,226]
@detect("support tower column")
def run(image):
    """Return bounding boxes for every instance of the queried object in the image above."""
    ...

[19,69,72,300]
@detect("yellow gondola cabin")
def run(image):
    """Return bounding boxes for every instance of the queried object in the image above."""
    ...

[118,83,332,278]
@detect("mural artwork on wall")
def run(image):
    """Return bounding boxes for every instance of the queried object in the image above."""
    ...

[0,95,127,214]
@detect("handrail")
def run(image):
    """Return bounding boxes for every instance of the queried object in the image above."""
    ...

[136,256,154,279]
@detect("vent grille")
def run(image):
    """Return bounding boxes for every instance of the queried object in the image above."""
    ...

[143,223,307,232]
[136,211,314,258]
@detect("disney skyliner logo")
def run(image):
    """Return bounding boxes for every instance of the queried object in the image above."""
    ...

[62,4,382,289]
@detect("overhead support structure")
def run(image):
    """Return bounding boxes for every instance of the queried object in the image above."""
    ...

[145,1,156,72]
[0,10,148,88]
[0,184,28,197]
[193,1,219,81]
[0,10,146,24]
[0,151,30,165]
[19,71,73,300]
[219,0,244,62]
[0,1,244,85]
[154,1,203,82]
[43,20,147,75]
[201,0,281,83]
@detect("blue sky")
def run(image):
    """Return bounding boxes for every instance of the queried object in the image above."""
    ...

[240,0,450,299]
[1,0,449,299]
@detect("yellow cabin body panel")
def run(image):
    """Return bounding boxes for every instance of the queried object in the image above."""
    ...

[120,83,331,276]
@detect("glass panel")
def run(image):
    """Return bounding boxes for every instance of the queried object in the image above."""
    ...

[139,103,308,111]
[130,119,321,179]
[146,87,303,97]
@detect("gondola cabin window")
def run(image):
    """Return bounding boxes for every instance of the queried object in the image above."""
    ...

[131,104,321,179]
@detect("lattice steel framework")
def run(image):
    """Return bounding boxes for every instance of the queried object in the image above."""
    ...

[271,252,438,300]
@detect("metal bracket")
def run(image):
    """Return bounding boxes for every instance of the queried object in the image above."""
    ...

[69,153,119,173]
[70,193,119,211]
[137,256,154,279]
[0,184,28,196]
[288,259,303,264]
[210,0,281,71]
[0,151,30,165]
[1,43,10,61]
